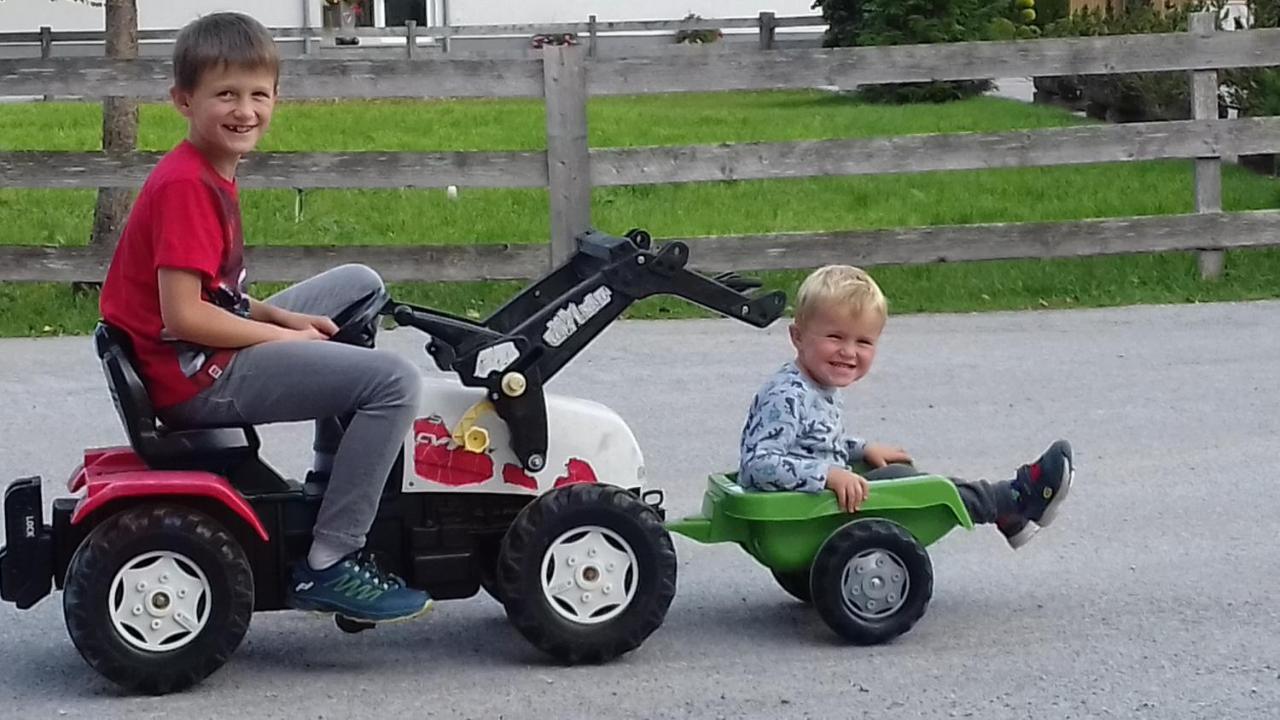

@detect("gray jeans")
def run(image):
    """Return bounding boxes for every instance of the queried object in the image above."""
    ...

[162,264,422,557]
[864,464,1014,524]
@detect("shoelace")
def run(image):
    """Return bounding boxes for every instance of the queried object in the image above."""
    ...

[346,553,406,592]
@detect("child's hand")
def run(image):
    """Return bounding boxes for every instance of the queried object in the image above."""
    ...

[826,467,870,513]
[277,326,329,342]
[278,310,338,337]
[863,443,913,468]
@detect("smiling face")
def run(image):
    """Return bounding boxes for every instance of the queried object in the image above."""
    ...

[789,301,884,389]
[171,63,277,179]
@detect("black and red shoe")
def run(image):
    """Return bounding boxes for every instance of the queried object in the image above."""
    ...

[999,440,1075,549]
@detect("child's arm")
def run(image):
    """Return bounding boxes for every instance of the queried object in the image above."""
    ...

[826,466,870,513]
[860,443,913,468]
[246,297,338,337]
[159,268,325,348]
[844,436,868,463]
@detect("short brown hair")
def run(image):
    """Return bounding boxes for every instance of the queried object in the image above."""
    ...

[173,12,279,92]
[794,265,887,327]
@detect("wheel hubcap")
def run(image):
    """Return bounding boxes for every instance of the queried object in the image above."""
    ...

[541,526,638,624]
[109,551,211,653]
[840,548,909,620]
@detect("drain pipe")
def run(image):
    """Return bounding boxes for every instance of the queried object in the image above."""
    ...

[440,0,451,53]
[301,0,313,54]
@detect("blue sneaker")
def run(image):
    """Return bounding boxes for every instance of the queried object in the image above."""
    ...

[288,553,433,623]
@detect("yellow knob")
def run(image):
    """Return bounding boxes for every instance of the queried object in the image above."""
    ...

[463,426,490,454]
[501,372,527,397]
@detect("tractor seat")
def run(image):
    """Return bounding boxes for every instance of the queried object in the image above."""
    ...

[93,323,260,474]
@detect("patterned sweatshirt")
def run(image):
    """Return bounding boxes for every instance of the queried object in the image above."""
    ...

[738,361,867,493]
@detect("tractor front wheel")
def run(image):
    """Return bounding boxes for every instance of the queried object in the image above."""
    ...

[497,484,676,663]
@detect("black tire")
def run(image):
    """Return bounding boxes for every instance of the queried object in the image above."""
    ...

[474,536,506,605]
[497,484,676,664]
[771,568,812,603]
[63,504,254,695]
[810,519,932,645]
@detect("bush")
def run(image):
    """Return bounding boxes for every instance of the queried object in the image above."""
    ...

[530,33,577,48]
[812,0,1019,103]
[1221,1,1280,174]
[1224,67,1280,117]
[674,14,723,44]
[1037,1,1205,122]
[1034,0,1071,25]
[1222,1,1280,118]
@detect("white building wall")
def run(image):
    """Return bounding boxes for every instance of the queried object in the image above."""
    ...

[446,1,817,25]
[0,0,316,32]
[1,0,814,32]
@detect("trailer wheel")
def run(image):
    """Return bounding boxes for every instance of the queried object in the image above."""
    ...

[63,504,254,695]
[771,568,812,603]
[810,518,932,645]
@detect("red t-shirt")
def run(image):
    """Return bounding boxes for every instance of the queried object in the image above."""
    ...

[100,140,249,409]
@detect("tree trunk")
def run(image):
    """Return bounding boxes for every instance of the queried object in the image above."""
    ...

[90,0,139,251]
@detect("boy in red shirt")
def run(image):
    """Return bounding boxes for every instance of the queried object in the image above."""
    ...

[99,12,431,623]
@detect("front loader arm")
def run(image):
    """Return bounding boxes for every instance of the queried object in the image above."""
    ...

[390,228,786,472]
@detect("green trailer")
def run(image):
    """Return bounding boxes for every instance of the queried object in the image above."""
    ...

[668,470,973,644]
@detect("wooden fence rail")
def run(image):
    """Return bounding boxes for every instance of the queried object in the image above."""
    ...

[5,210,1279,284]
[6,29,1280,100]
[1,13,1277,283]
[5,118,1280,190]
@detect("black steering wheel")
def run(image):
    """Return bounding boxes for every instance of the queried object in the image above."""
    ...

[329,288,390,346]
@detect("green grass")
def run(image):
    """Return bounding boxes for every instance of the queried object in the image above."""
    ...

[0,93,1089,152]
[1,91,1278,336]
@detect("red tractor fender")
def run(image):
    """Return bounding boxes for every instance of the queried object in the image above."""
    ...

[69,448,268,542]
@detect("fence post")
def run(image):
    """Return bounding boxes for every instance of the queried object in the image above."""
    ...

[406,19,417,59]
[758,11,777,51]
[1190,11,1224,280]
[40,26,52,101]
[91,0,139,255]
[588,14,598,59]
[542,44,591,267]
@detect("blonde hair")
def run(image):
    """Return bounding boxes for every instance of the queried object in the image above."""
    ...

[793,265,887,327]
[173,12,279,92]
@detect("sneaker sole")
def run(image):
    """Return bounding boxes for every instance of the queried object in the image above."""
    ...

[292,596,436,625]
[339,598,436,626]
[1005,522,1040,549]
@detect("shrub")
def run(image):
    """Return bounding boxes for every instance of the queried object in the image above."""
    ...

[811,0,1014,103]
[530,33,577,48]
[674,14,723,44]
[1222,0,1280,174]
[1222,0,1280,118]
[1037,1,1205,122]
[1034,0,1071,26]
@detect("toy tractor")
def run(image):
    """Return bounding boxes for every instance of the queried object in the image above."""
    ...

[0,229,786,694]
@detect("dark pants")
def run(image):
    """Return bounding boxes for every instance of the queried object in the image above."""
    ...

[864,463,1014,524]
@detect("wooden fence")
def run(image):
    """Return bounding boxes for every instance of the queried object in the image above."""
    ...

[2,12,1280,283]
